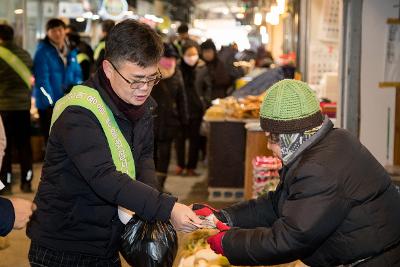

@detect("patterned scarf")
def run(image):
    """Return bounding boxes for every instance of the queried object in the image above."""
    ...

[279,125,322,165]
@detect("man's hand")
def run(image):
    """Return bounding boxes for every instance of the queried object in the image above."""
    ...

[9,198,36,229]
[170,202,203,233]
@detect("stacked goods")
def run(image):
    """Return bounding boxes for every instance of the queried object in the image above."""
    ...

[320,102,337,118]
[252,156,282,198]
[204,93,266,121]
[177,230,307,267]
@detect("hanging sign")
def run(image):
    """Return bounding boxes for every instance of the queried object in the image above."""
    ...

[379,18,400,88]
[98,0,128,20]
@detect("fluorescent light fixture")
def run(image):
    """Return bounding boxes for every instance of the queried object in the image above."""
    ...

[254,12,262,26]
[14,9,24,14]
[144,14,163,23]
[277,0,285,14]
[236,13,245,19]
[82,11,93,19]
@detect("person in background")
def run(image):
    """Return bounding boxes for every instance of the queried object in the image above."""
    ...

[198,39,231,107]
[33,18,82,143]
[152,43,187,191]
[218,42,244,83]
[0,115,35,237]
[193,79,400,267]
[93,19,115,69]
[66,25,94,81]
[27,19,201,266]
[175,41,205,176]
[255,45,274,68]
[173,23,192,56]
[0,24,34,194]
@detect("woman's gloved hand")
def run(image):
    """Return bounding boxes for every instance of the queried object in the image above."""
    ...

[191,203,227,223]
[207,218,231,255]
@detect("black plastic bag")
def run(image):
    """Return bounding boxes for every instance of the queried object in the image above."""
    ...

[120,215,178,267]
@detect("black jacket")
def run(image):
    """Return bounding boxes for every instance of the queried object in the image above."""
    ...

[179,60,205,119]
[151,69,187,140]
[27,70,176,258]
[223,119,400,266]
[0,197,14,236]
[0,41,33,111]
[196,58,231,108]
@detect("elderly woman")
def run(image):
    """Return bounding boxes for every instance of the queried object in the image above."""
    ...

[194,79,400,267]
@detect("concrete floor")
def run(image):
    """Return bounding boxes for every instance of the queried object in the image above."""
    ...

[0,162,222,267]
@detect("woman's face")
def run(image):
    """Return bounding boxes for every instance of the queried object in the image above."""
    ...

[266,132,282,159]
[183,47,199,66]
[184,47,199,57]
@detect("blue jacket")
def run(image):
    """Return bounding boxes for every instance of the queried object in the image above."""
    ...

[33,38,82,110]
[0,197,14,236]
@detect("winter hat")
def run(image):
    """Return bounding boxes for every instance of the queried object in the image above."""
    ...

[260,79,323,134]
[200,39,217,51]
[163,43,179,58]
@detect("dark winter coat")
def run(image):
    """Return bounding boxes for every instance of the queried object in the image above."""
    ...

[179,59,205,119]
[223,118,400,266]
[151,69,187,141]
[0,197,14,236]
[27,70,176,258]
[0,41,33,111]
[196,57,231,108]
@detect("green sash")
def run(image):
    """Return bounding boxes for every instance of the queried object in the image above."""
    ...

[50,85,135,178]
[94,41,105,61]
[77,53,90,64]
[0,46,31,88]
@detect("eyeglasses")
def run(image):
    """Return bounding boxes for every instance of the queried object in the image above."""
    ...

[267,133,280,144]
[109,61,162,90]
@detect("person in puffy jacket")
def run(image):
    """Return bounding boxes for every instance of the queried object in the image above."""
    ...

[194,79,400,267]
[152,43,187,191]
[33,18,82,143]
[27,19,201,267]
[0,24,34,194]
[0,115,35,237]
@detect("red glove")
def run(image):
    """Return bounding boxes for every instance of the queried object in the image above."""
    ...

[192,203,227,222]
[207,231,226,255]
[207,219,230,255]
[192,203,219,217]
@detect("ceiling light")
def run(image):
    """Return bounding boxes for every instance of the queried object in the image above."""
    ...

[254,12,262,26]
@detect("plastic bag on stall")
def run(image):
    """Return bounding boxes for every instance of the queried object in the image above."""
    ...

[120,215,178,267]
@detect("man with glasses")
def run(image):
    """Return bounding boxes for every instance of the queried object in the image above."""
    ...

[192,79,400,266]
[27,19,201,266]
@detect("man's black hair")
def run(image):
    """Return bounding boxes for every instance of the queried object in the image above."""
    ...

[46,18,66,31]
[105,19,163,68]
[177,23,189,34]
[0,24,14,41]
[101,19,115,34]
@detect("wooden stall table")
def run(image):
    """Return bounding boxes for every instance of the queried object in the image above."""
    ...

[244,122,273,200]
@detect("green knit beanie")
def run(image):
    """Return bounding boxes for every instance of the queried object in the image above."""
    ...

[260,79,323,134]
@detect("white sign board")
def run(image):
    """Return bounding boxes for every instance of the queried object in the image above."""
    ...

[380,18,400,87]
[58,2,84,18]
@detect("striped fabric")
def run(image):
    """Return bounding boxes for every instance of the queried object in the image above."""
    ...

[28,242,121,267]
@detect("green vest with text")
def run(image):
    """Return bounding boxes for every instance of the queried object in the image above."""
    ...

[50,85,136,178]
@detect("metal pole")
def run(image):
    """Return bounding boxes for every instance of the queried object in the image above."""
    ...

[339,0,363,137]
